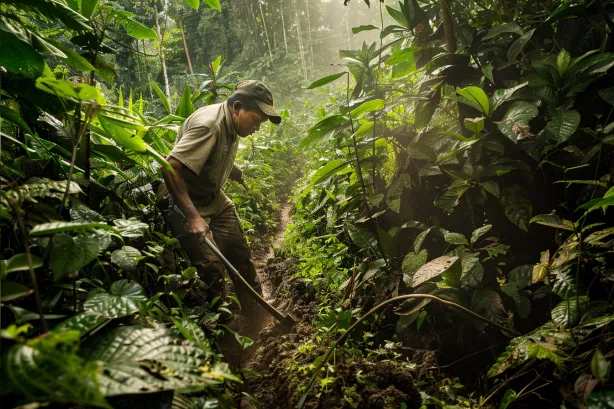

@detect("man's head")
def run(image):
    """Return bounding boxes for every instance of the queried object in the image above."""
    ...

[227,80,281,137]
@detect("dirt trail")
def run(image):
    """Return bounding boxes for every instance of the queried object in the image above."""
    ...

[217,204,293,370]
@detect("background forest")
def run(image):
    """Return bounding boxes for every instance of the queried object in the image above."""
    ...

[1,0,613,409]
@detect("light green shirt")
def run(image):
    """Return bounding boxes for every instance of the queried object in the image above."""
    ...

[158,102,238,203]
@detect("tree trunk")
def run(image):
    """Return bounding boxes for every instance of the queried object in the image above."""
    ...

[179,18,194,74]
[258,0,274,58]
[293,0,307,81]
[304,0,314,73]
[440,0,456,53]
[280,3,288,53]
[154,2,171,108]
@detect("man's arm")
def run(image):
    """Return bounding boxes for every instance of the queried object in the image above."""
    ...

[162,156,209,237]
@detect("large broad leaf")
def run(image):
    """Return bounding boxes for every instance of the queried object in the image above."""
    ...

[30,221,117,236]
[507,29,535,62]
[347,224,379,255]
[551,296,588,329]
[202,0,221,12]
[98,114,148,152]
[53,313,107,335]
[496,101,538,143]
[386,173,410,213]
[309,160,351,185]
[470,225,492,245]
[20,0,92,30]
[1,281,33,302]
[461,256,484,289]
[500,185,532,232]
[50,233,101,280]
[80,326,236,396]
[530,214,574,231]
[0,105,33,133]
[1,253,43,278]
[297,115,347,152]
[444,232,468,246]
[110,246,143,272]
[508,265,533,289]
[552,266,582,299]
[456,86,490,115]
[401,250,428,287]
[483,23,524,40]
[546,110,581,145]
[527,342,565,369]
[410,256,459,288]
[113,218,149,238]
[175,86,194,118]
[305,72,346,89]
[350,99,384,118]
[471,289,507,325]
[0,31,45,78]
[1,331,109,407]
[181,0,200,10]
[112,14,157,39]
[84,279,147,318]
[81,0,100,18]
[501,283,531,318]
[491,82,528,112]
[488,336,531,376]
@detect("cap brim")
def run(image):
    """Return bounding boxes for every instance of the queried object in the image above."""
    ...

[256,100,281,124]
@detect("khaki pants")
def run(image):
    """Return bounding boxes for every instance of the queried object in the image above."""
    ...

[158,191,262,300]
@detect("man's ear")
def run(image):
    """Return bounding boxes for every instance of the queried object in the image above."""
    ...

[232,101,242,114]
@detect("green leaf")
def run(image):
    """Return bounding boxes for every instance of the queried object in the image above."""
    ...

[471,289,506,325]
[471,225,492,245]
[202,0,221,12]
[436,181,470,209]
[385,48,415,67]
[1,332,109,407]
[347,224,379,255]
[496,101,538,142]
[456,86,490,115]
[110,246,143,272]
[402,250,428,287]
[552,267,582,299]
[491,82,529,112]
[591,349,610,383]
[1,281,33,302]
[297,115,346,152]
[22,0,92,30]
[386,173,410,213]
[181,0,200,10]
[175,86,194,118]
[30,221,117,236]
[461,256,484,289]
[500,185,532,231]
[444,232,468,246]
[352,25,379,35]
[501,283,530,318]
[80,326,235,396]
[350,99,384,118]
[0,31,45,78]
[551,296,588,329]
[386,5,409,28]
[500,389,517,409]
[98,114,148,152]
[598,86,614,105]
[425,54,470,74]
[113,15,157,39]
[84,279,147,318]
[305,72,346,89]
[1,254,43,278]
[50,233,101,280]
[530,214,575,231]
[113,218,148,238]
[0,105,33,133]
[507,29,535,63]
[483,23,524,40]
[414,227,433,253]
[151,81,171,114]
[527,342,565,369]
[310,160,351,185]
[410,256,459,288]
[488,336,531,376]
[508,265,533,289]
[557,49,571,75]
[81,0,100,18]
[586,391,614,409]
[546,110,581,145]
[52,313,107,334]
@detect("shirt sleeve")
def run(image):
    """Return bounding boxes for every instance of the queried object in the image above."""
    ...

[169,123,217,175]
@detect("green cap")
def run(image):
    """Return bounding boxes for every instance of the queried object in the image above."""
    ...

[232,80,281,124]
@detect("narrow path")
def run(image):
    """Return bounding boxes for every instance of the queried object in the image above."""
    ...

[217,203,293,369]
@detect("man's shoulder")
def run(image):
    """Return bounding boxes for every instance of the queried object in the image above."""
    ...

[185,103,225,129]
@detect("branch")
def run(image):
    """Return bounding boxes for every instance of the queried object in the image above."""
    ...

[296,293,521,408]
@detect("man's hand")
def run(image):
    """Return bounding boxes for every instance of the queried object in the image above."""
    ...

[184,216,209,239]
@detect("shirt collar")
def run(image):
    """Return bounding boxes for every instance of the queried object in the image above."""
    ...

[222,102,236,137]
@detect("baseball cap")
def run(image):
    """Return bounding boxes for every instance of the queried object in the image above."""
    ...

[232,80,281,124]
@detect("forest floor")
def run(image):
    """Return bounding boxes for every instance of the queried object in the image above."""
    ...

[217,203,447,409]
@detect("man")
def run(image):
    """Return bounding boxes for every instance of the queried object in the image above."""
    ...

[157,80,281,301]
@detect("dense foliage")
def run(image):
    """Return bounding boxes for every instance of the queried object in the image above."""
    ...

[1,0,613,408]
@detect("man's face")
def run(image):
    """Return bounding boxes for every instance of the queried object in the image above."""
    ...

[233,106,268,137]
